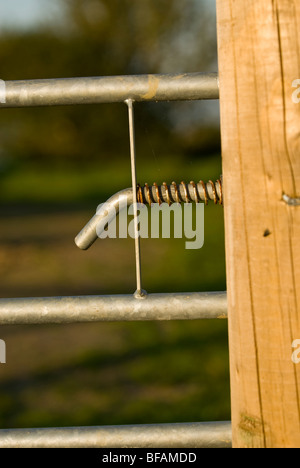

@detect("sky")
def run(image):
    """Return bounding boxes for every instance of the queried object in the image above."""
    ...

[0,1,216,30]
[0,0,62,30]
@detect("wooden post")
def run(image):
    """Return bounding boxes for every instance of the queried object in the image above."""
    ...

[216,1,300,447]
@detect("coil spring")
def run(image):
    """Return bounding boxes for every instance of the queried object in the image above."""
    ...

[137,177,223,206]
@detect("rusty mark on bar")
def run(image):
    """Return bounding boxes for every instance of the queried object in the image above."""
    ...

[141,75,160,100]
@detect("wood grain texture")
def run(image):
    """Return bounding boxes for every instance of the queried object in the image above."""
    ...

[216,0,300,447]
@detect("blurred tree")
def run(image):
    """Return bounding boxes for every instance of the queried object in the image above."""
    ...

[0,0,218,167]
[63,0,217,74]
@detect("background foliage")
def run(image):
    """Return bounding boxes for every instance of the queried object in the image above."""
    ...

[0,0,229,429]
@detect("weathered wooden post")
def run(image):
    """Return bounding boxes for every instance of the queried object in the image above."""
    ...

[216,1,300,447]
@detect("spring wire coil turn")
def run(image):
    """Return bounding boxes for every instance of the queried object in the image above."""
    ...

[137,177,223,206]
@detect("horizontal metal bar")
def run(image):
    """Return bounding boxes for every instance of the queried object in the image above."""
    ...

[0,72,219,108]
[0,292,227,325]
[0,421,232,448]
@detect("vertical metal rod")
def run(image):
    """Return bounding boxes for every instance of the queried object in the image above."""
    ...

[126,99,144,298]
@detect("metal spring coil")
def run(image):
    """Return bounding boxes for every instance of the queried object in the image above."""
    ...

[137,177,223,206]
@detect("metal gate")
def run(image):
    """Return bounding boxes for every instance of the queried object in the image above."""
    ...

[0,72,231,448]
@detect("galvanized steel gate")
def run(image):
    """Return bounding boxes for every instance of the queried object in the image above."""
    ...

[0,72,231,448]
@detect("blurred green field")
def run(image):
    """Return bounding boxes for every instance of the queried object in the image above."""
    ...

[0,152,230,429]
[1,149,221,202]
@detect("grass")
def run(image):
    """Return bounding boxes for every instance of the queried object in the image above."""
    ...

[0,152,230,429]
[0,152,222,204]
